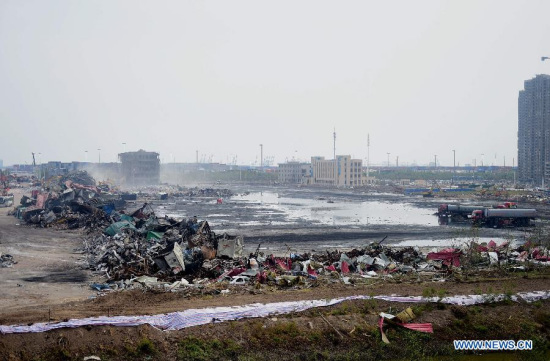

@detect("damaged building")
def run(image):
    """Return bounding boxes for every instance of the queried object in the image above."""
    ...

[119,150,160,186]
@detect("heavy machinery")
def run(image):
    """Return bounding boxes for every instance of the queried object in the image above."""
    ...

[471,208,537,228]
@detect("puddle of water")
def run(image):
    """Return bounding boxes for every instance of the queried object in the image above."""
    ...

[231,191,437,227]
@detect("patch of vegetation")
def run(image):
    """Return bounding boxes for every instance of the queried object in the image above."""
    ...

[422,286,447,301]
[412,302,434,317]
[177,336,242,361]
[136,338,157,355]
[534,310,550,329]
[34,348,72,361]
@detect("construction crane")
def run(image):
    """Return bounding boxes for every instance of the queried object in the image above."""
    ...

[32,152,36,166]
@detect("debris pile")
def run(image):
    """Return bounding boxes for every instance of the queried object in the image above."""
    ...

[82,233,550,293]
[0,253,17,268]
[126,186,233,201]
[464,239,550,268]
[82,203,245,283]
[11,172,115,230]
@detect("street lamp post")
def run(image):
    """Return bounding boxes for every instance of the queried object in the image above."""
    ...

[122,142,126,153]
[434,155,437,168]
[387,152,390,167]
[98,148,101,164]
[84,150,88,162]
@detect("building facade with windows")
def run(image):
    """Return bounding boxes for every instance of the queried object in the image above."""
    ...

[518,74,550,185]
[310,155,362,187]
[277,162,310,184]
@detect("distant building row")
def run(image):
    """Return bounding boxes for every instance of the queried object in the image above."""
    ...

[278,156,364,187]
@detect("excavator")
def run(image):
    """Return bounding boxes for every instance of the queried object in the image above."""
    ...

[422,180,444,198]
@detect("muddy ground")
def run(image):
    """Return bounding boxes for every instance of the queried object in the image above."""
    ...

[152,184,540,254]
[0,184,549,360]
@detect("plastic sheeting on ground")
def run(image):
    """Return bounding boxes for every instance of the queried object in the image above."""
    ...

[1,290,549,334]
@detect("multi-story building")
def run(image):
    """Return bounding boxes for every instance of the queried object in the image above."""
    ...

[310,155,362,187]
[277,162,310,184]
[118,150,160,185]
[518,74,550,185]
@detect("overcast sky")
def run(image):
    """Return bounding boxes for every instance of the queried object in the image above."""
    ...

[1,0,549,167]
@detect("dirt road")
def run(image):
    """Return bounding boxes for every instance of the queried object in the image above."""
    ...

[0,189,94,315]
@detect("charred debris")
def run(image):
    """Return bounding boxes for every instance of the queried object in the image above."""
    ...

[8,171,550,293]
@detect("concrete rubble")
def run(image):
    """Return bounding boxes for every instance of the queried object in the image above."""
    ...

[0,253,17,268]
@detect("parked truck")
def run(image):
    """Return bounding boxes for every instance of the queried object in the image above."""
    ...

[438,202,518,221]
[471,208,537,228]
[437,204,488,221]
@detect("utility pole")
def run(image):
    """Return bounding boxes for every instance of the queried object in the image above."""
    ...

[387,152,390,167]
[396,156,399,167]
[97,149,101,164]
[366,134,370,185]
[452,149,456,185]
[196,150,198,163]
[260,144,263,171]
[333,128,336,160]
[434,154,437,168]
[38,153,42,180]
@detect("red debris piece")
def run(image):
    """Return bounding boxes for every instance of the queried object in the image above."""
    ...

[427,248,461,267]
[341,261,350,274]
[379,315,433,344]
[275,259,290,271]
[307,265,318,278]
[477,245,488,252]
[257,271,267,283]
[400,323,433,333]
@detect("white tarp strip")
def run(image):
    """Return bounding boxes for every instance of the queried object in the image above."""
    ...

[1,290,548,334]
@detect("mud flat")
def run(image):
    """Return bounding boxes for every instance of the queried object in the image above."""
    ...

[152,184,532,255]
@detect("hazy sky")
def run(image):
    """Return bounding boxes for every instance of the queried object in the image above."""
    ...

[1,0,549,167]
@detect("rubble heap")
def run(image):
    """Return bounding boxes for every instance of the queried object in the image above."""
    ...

[0,253,17,268]
[12,172,117,230]
[81,202,244,282]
